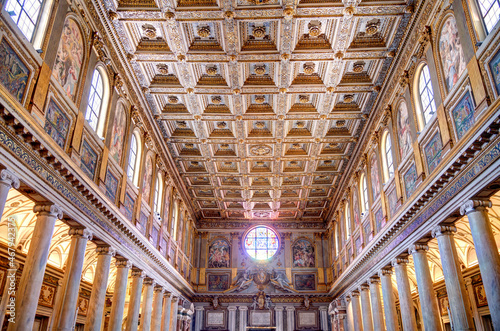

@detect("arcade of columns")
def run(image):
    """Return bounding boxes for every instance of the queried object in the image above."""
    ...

[330,199,500,331]
[0,169,193,331]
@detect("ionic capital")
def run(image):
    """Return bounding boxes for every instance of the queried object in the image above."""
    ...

[378,268,393,277]
[238,306,248,311]
[96,245,116,256]
[131,269,146,278]
[391,258,409,267]
[144,278,156,287]
[0,169,20,189]
[358,284,370,292]
[432,225,457,238]
[286,306,295,311]
[115,259,132,269]
[154,285,165,293]
[227,306,237,311]
[408,244,429,255]
[164,291,172,298]
[69,227,93,241]
[460,199,492,215]
[367,277,380,285]
[350,291,360,298]
[172,296,179,302]
[33,203,64,219]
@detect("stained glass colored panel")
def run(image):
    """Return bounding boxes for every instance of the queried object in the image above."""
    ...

[244,226,279,260]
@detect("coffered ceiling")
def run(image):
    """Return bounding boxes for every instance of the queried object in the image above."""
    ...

[101,0,412,226]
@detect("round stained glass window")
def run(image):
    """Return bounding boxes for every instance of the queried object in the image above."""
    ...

[244,226,279,260]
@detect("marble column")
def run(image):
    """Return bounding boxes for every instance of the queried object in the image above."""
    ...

[378,269,399,331]
[346,297,354,331]
[275,306,284,331]
[286,306,295,331]
[171,296,179,331]
[368,278,385,331]
[139,278,156,331]
[392,258,417,331]
[350,292,362,331]
[228,306,237,331]
[0,169,19,216]
[152,286,165,331]
[432,225,474,331]
[0,263,18,327]
[460,200,500,330]
[85,246,115,331]
[125,270,146,331]
[239,306,248,331]
[161,293,172,331]
[359,285,373,331]
[54,228,92,331]
[409,244,442,331]
[108,259,132,331]
[194,306,204,331]
[8,203,62,331]
[319,306,328,331]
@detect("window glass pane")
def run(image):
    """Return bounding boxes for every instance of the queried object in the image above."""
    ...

[244,226,279,260]
[478,0,500,32]
[418,65,437,126]
[385,134,395,178]
[5,0,43,41]
[85,70,104,132]
[127,135,137,181]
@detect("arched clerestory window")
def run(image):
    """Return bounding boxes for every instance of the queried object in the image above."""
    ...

[4,0,53,47]
[345,202,351,240]
[153,173,163,214]
[85,67,110,137]
[416,64,437,129]
[127,131,142,186]
[360,173,369,214]
[381,131,395,183]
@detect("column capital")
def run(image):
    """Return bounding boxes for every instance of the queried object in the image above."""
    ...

[274,306,284,311]
[368,277,380,285]
[285,306,295,311]
[33,203,63,219]
[408,244,429,255]
[284,232,292,240]
[230,232,239,240]
[460,199,492,215]
[131,269,146,278]
[432,225,457,238]
[144,278,156,286]
[227,306,238,311]
[115,259,132,268]
[358,284,370,292]
[69,227,93,240]
[164,291,172,298]
[96,245,116,256]
[318,306,328,311]
[0,169,20,189]
[195,306,205,311]
[391,257,409,267]
[378,268,393,277]
[238,306,248,311]
[172,296,179,302]
[350,291,360,298]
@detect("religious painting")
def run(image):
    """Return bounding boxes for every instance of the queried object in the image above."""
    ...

[294,273,316,291]
[403,163,418,199]
[53,18,84,99]
[293,239,315,268]
[375,208,384,233]
[207,274,230,291]
[44,98,70,149]
[150,225,159,248]
[352,187,360,227]
[363,223,371,243]
[355,236,362,255]
[0,38,30,103]
[80,140,97,179]
[397,101,412,159]
[489,47,500,95]
[123,193,134,221]
[388,189,398,218]
[137,212,148,235]
[474,284,488,307]
[109,104,127,164]
[370,153,381,200]
[439,15,466,92]
[452,91,475,140]
[424,132,443,173]
[142,156,153,202]
[163,187,172,222]
[104,170,118,202]
[208,239,230,268]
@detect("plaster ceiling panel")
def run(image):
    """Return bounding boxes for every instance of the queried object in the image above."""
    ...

[293,18,336,52]
[181,22,226,53]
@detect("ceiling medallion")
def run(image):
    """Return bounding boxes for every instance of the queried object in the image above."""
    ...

[352,61,365,73]
[292,143,301,148]
[303,63,315,75]
[157,64,169,75]
[283,6,294,19]
[254,212,270,218]
[206,65,218,76]
[255,161,265,166]
[176,121,187,128]
[365,21,379,35]
[197,25,211,38]
[343,94,354,103]
[220,144,230,150]
[299,95,310,103]
[185,143,195,149]
[255,121,266,129]
[142,24,157,39]
[254,95,266,104]
[250,144,272,156]
[336,120,346,127]
[254,65,266,76]
[252,26,267,38]
[168,95,179,104]
[211,96,222,104]
[296,121,306,128]
[216,121,227,128]
[308,21,322,37]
